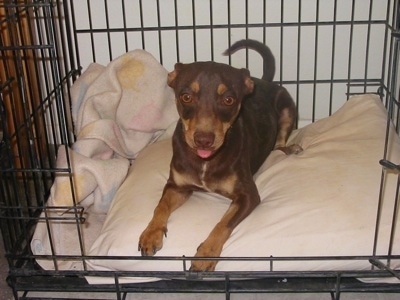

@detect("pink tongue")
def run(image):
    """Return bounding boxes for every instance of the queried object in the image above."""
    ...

[197,149,213,158]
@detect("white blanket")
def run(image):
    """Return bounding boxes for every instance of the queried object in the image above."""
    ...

[31,50,178,269]
[49,50,178,212]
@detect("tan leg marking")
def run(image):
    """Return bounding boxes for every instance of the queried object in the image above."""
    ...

[190,203,240,271]
[138,186,191,256]
[274,104,303,155]
[274,107,294,149]
[190,180,260,271]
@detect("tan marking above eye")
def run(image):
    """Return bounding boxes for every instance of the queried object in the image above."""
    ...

[190,81,200,93]
[217,83,228,95]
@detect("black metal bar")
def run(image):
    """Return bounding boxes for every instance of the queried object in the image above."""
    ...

[364,0,373,94]
[72,19,389,34]
[6,269,400,295]
[245,0,249,67]
[103,0,112,62]
[156,0,163,64]
[174,0,180,62]
[279,0,284,85]
[138,0,145,49]
[210,0,214,62]
[370,258,400,280]
[192,0,197,61]
[346,0,356,98]
[121,0,129,53]
[329,0,338,115]
[69,0,82,76]
[85,0,96,62]
[312,0,319,122]
[295,0,301,111]
[375,27,392,100]
[262,0,266,45]
[227,0,231,65]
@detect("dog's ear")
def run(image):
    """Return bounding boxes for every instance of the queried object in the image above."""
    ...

[241,69,254,94]
[167,63,184,88]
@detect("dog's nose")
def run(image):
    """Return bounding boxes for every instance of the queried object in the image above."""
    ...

[194,131,215,148]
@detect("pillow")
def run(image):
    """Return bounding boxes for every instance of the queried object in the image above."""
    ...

[88,94,400,277]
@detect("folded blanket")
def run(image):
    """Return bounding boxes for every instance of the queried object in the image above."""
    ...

[31,206,106,271]
[31,50,178,270]
[48,50,178,213]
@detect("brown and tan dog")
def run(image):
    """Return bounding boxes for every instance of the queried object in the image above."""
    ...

[138,40,302,271]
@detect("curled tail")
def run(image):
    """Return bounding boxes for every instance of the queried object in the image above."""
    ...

[223,39,275,82]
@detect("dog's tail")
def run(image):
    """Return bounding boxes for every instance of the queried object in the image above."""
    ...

[223,39,275,82]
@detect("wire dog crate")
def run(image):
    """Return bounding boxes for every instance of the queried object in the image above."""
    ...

[1,0,400,299]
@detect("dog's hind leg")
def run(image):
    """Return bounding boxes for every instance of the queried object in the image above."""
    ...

[274,89,303,155]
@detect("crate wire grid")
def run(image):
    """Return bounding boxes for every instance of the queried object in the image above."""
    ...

[0,0,400,299]
[71,0,394,126]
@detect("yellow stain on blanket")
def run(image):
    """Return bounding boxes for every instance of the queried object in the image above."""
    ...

[54,173,97,206]
[117,57,144,89]
[53,180,74,206]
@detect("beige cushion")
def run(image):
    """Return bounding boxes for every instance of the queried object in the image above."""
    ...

[88,94,400,276]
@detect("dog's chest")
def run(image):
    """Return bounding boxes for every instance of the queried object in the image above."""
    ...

[172,161,237,197]
[199,162,209,188]
[180,162,211,191]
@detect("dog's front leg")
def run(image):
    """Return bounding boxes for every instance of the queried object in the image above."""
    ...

[139,183,192,256]
[190,184,260,271]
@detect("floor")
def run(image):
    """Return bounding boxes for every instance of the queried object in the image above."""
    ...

[0,231,14,300]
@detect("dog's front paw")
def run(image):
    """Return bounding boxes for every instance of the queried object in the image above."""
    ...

[190,258,218,272]
[138,225,167,256]
[190,242,221,272]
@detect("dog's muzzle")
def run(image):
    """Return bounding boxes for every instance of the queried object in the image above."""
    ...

[193,131,215,158]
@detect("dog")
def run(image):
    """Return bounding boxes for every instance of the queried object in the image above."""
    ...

[138,39,302,271]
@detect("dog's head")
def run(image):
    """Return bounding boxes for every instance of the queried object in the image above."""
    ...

[168,62,254,159]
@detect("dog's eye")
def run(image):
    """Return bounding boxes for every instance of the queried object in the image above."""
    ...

[223,96,235,106]
[180,93,193,103]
